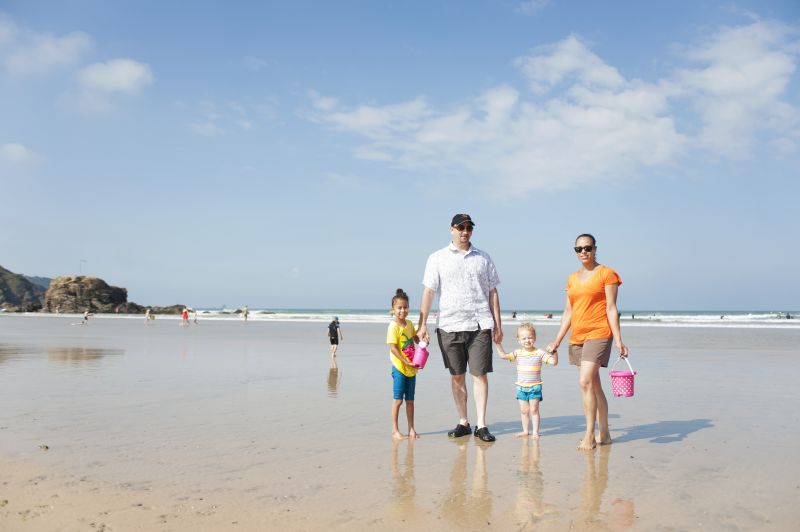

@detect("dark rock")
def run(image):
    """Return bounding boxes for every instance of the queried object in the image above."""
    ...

[44,276,129,313]
[0,265,45,311]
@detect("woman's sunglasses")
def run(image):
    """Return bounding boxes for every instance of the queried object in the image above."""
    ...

[574,245,594,253]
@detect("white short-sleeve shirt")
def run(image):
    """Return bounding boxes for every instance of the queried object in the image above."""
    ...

[422,242,500,332]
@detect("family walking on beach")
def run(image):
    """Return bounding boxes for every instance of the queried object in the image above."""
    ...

[387,213,628,450]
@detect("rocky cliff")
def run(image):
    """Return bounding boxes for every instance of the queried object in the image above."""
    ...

[44,276,136,313]
[0,265,46,311]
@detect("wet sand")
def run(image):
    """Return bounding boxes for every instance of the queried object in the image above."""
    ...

[1,315,798,530]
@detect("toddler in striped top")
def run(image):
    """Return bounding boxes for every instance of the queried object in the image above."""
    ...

[495,323,558,438]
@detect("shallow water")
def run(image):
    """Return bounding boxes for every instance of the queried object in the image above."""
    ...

[1,315,798,529]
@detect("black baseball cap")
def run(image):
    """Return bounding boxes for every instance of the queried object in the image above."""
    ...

[451,213,475,227]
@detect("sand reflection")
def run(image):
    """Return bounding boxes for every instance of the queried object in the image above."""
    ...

[439,443,492,527]
[388,438,417,519]
[47,346,124,363]
[326,367,341,397]
[513,439,558,527]
[571,446,635,531]
[0,343,28,364]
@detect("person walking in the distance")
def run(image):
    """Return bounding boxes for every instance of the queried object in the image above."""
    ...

[418,213,503,442]
[327,316,343,363]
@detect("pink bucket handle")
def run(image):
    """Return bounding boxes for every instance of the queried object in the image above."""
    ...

[609,356,635,375]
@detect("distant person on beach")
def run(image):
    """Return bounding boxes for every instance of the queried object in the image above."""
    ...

[242,305,249,322]
[387,288,421,440]
[547,234,629,451]
[181,307,189,327]
[327,317,342,361]
[82,309,94,324]
[418,213,503,443]
[192,309,198,324]
[496,323,558,438]
[145,308,151,324]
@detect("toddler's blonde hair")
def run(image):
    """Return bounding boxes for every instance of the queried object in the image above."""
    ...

[517,322,536,337]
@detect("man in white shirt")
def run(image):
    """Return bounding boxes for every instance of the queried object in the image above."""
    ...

[418,214,503,442]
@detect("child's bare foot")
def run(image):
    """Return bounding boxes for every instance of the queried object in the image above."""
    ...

[392,431,406,440]
[516,431,529,438]
[409,429,420,439]
[577,436,597,450]
[531,433,540,439]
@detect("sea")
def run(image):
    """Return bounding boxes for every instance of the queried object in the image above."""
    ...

[9,308,797,329]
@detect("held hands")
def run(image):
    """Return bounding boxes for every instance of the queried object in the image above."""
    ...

[546,341,559,354]
[492,326,503,344]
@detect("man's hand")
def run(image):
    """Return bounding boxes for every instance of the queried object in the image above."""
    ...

[417,324,430,344]
[492,326,503,344]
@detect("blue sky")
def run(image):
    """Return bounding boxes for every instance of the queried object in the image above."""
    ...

[1,0,799,310]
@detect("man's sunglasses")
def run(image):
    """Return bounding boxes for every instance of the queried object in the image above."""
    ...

[454,224,474,232]
[574,245,594,253]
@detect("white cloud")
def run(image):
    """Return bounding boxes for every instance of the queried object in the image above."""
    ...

[676,21,799,157]
[189,121,222,136]
[0,13,92,75]
[515,35,625,94]
[242,55,272,72]
[78,58,153,93]
[186,99,267,136]
[310,38,684,194]
[515,0,550,16]
[0,142,41,165]
[0,15,16,44]
[309,21,799,196]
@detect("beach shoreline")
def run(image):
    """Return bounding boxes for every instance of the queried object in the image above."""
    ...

[2,316,799,530]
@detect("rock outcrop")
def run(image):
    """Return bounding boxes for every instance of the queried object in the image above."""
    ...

[44,276,131,313]
[0,265,45,311]
[42,275,185,314]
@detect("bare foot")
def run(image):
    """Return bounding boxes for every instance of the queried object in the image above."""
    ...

[596,433,612,445]
[409,429,420,440]
[392,431,406,440]
[516,431,529,438]
[577,436,597,451]
[531,433,540,439]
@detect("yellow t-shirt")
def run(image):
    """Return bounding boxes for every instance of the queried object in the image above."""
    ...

[386,320,417,377]
[566,265,622,344]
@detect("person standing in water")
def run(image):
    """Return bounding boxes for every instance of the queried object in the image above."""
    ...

[418,213,503,443]
[547,234,629,451]
[327,316,343,362]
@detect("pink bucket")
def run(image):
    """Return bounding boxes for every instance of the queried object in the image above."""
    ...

[609,357,636,397]
[412,342,430,369]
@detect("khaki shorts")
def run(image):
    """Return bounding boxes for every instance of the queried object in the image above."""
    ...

[436,329,493,376]
[568,338,612,367]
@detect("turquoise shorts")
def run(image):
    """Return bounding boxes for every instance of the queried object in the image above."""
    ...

[516,384,543,401]
[392,367,416,401]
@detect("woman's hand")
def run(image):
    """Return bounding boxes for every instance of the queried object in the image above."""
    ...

[546,341,559,354]
[616,341,629,358]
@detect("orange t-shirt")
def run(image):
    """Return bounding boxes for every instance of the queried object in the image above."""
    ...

[566,265,622,344]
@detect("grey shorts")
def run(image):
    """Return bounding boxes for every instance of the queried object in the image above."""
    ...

[436,328,493,376]
[568,338,613,367]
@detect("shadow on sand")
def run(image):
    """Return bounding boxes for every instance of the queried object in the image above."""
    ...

[612,419,713,444]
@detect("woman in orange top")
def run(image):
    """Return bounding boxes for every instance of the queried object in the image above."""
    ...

[547,234,629,451]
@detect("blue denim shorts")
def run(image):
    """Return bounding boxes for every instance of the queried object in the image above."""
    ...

[516,384,543,401]
[392,367,416,401]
